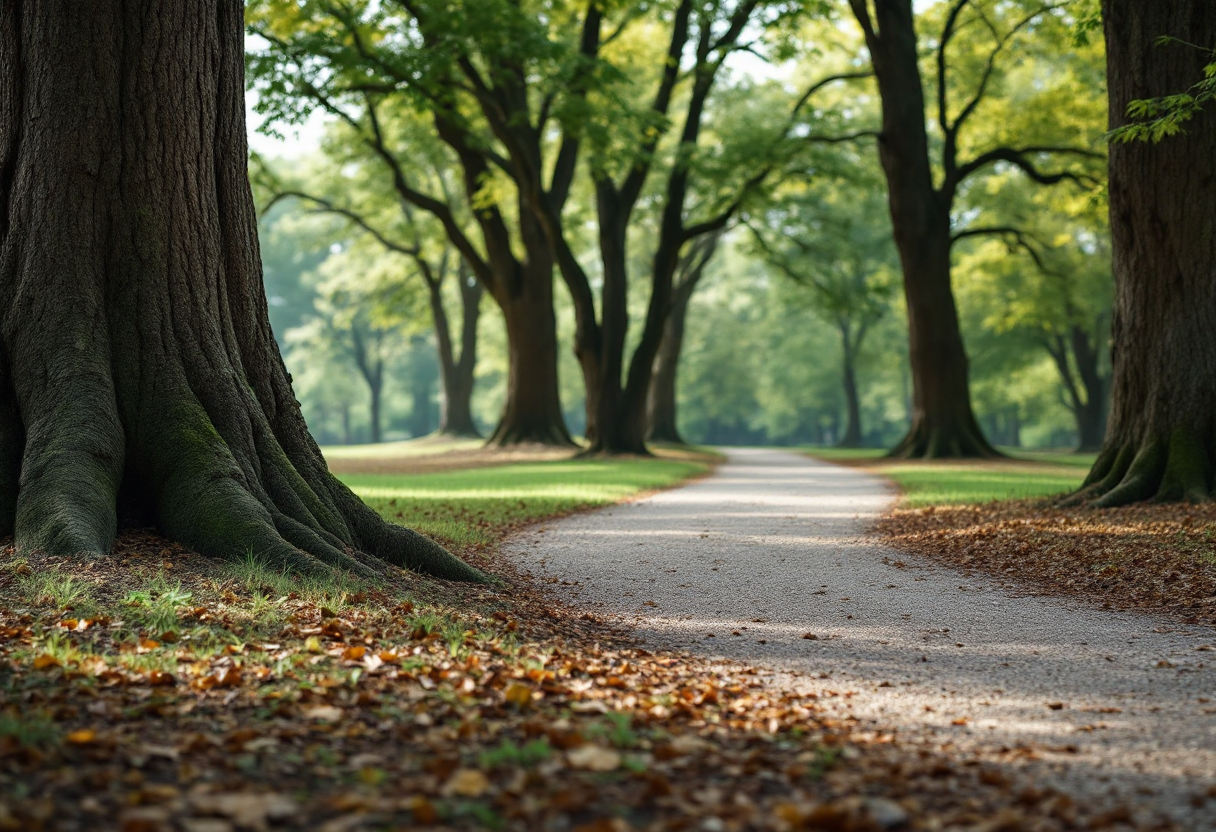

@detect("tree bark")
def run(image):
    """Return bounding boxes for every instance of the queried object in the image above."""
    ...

[1047,323,1108,453]
[348,326,384,445]
[488,242,573,447]
[646,285,693,445]
[432,263,482,438]
[838,326,863,448]
[1080,0,1216,505]
[0,1,484,581]
[857,0,997,459]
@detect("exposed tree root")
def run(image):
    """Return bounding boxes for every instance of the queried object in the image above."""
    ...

[1070,428,1213,507]
[886,418,1002,460]
[486,420,576,449]
[0,2,488,584]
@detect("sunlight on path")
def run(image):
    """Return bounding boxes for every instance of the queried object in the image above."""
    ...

[506,448,1216,827]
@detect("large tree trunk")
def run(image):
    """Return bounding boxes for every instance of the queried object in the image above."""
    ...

[0,1,484,581]
[1080,0,1216,505]
[859,0,996,459]
[488,253,573,447]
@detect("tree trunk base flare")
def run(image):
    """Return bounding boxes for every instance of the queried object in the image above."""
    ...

[1070,0,1216,507]
[886,417,1002,460]
[485,294,576,449]
[1073,430,1213,508]
[645,424,684,445]
[0,2,486,583]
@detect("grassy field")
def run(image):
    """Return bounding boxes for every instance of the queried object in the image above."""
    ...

[805,446,1097,507]
[339,454,712,550]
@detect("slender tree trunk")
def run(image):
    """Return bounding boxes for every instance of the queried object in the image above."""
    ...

[407,336,435,439]
[858,0,996,459]
[1071,324,1108,453]
[646,287,692,445]
[838,328,863,448]
[341,404,352,446]
[1080,0,1216,505]
[368,373,382,444]
[0,1,483,581]
[429,265,482,438]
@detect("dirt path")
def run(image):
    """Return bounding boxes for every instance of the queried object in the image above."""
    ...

[505,447,1216,827]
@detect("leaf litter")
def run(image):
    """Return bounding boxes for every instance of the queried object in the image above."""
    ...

[0,509,1192,831]
[876,499,1216,627]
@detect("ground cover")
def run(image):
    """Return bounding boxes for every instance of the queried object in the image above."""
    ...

[807,447,1216,629]
[0,446,1176,831]
[805,447,1094,507]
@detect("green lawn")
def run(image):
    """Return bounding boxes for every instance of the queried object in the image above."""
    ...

[339,457,711,549]
[805,446,1097,507]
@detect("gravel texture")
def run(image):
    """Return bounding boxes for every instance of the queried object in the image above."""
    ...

[505,447,1216,827]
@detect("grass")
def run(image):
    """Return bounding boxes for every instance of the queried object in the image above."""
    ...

[805,446,1097,507]
[321,435,484,462]
[338,455,712,549]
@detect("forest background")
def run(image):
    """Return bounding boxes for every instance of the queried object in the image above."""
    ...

[247,0,1111,455]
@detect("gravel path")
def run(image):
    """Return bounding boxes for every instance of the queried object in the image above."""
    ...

[505,447,1216,827]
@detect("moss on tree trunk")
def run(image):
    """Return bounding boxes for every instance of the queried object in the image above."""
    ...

[1075,0,1216,506]
[0,1,485,582]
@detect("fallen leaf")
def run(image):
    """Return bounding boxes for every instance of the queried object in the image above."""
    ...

[147,670,176,686]
[303,705,344,722]
[66,729,97,745]
[566,744,621,772]
[442,768,490,797]
[504,682,532,708]
[189,792,297,831]
[32,654,60,670]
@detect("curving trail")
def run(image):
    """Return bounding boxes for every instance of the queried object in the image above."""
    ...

[505,447,1216,827]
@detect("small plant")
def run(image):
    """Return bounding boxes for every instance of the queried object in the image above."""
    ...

[32,631,83,667]
[583,712,639,749]
[478,738,552,769]
[0,712,57,748]
[123,577,192,634]
[19,569,94,612]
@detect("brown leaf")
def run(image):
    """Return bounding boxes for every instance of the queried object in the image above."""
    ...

[189,792,297,832]
[504,682,533,709]
[566,744,621,772]
[303,705,344,723]
[442,768,490,797]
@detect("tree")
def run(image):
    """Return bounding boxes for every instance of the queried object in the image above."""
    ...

[1078,1,1216,505]
[248,8,573,446]
[262,169,485,438]
[251,1,860,454]
[646,232,721,445]
[747,177,897,448]
[847,0,1103,458]
[953,175,1113,452]
[289,265,400,445]
[0,2,483,581]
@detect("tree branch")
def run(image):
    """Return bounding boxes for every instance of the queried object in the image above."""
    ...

[953,145,1104,190]
[949,224,1053,273]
